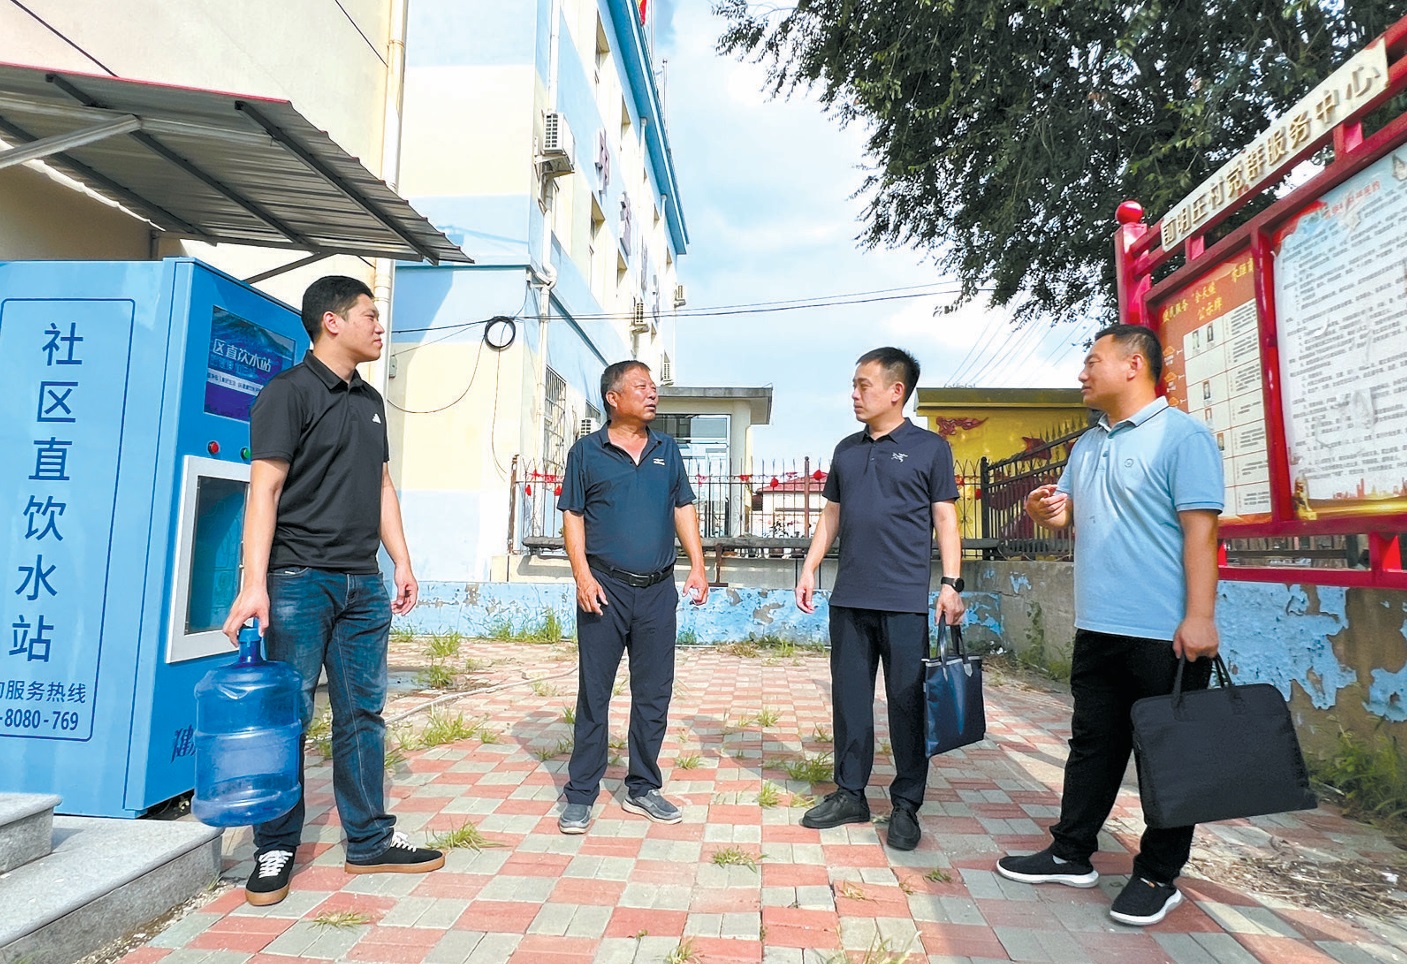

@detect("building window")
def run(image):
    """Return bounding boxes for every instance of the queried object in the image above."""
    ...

[544,368,568,472]
[657,413,729,464]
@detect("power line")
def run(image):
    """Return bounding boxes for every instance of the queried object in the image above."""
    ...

[8,0,117,75]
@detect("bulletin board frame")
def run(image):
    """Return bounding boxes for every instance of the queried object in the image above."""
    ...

[1115,15,1407,589]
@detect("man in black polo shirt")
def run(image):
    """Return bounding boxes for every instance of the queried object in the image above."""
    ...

[556,360,709,834]
[222,276,441,907]
[795,347,965,850]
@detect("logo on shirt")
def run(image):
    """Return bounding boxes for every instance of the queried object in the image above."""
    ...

[372,413,382,423]
[891,452,908,462]
[652,457,666,465]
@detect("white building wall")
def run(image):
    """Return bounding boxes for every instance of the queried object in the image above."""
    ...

[0,0,393,306]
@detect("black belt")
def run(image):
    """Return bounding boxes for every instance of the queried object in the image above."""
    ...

[587,557,674,588]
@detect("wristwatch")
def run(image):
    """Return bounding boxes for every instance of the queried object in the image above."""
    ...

[940,576,965,593]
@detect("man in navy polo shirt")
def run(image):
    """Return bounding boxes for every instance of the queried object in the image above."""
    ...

[996,324,1223,927]
[222,276,441,908]
[795,347,965,851]
[556,360,709,835]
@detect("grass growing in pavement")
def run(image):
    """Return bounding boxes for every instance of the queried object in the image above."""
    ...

[390,626,415,644]
[305,710,333,758]
[710,847,765,870]
[530,678,559,697]
[789,792,816,809]
[426,631,463,659]
[426,818,500,852]
[837,880,871,901]
[413,709,480,748]
[664,938,701,964]
[757,782,783,808]
[560,705,576,724]
[824,935,915,964]
[756,706,781,727]
[783,753,834,784]
[924,867,952,883]
[677,752,702,769]
[810,725,833,744]
[311,910,372,928]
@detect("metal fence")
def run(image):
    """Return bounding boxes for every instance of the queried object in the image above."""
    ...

[510,454,986,555]
[978,419,1090,559]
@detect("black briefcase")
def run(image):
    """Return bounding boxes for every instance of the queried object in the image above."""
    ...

[924,623,986,756]
[1131,655,1317,828]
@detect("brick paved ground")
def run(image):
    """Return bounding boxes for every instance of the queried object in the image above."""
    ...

[124,643,1407,963]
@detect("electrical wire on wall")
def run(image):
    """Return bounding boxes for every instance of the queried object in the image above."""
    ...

[385,314,519,415]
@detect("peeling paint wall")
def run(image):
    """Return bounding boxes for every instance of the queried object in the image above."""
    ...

[962,561,1406,756]
[400,580,1001,649]
[401,566,1406,755]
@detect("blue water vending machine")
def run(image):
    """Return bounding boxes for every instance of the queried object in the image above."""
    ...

[0,258,310,817]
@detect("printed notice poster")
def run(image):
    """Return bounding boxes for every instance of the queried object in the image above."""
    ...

[1154,252,1272,522]
[204,307,295,422]
[1274,149,1407,519]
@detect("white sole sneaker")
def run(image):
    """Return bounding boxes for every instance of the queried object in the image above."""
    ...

[621,797,683,824]
[996,860,1099,888]
[1110,887,1183,925]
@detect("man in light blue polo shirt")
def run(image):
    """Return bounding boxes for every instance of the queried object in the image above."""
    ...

[996,324,1223,928]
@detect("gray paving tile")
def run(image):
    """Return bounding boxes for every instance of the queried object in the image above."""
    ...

[994,925,1089,963]
[1152,931,1259,964]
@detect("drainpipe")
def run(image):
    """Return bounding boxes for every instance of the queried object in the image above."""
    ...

[534,0,563,460]
[368,0,410,398]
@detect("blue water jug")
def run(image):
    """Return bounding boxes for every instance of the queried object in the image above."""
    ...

[192,621,303,827]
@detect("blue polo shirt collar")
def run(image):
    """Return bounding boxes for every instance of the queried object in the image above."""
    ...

[594,423,665,459]
[1098,396,1168,434]
[863,417,917,444]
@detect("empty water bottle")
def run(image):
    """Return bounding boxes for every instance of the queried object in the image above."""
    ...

[192,620,303,827]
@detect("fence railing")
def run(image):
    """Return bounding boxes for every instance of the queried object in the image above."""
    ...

[978,420,1090,560]
[509,455,985,556]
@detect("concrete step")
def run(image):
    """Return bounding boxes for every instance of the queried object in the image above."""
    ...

[0,792,60,873]
[0,816,222,964]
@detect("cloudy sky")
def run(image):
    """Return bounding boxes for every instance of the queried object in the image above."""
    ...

[650,3,1089,462]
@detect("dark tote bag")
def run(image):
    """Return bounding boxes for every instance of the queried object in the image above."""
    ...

[1131,655,1317,828]
[924,623,986,756]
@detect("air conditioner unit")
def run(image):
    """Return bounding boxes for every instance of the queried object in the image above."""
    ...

[659,355,674,386]
[578,416,599,438]
[673,284,687,308]
[538,111,575,177]
[630,298,649,333]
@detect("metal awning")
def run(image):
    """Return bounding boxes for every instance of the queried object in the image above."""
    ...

[0,63,472,266]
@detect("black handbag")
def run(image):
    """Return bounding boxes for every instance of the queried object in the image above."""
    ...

[924,623,986,756]
[1131,655,1317,828]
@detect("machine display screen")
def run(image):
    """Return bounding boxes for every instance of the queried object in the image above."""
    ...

[185,476,246,634]
[204,307,295,421]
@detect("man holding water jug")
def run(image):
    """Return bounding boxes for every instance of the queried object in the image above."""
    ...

[222,276,441,907]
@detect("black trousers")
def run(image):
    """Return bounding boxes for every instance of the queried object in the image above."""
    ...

[829,605,930,810]
[565,570,677,804]
[1050,629,1213,883]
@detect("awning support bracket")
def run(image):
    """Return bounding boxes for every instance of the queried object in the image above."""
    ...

[0,114,141,170]
[43,74,323,252]
[234,99,441,265]
[243,251,333,285]
[0,114,209,238]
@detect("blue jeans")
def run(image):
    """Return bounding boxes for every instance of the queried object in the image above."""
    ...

[253,567,394,861]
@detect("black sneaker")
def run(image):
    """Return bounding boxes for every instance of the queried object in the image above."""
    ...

[995,846,1099,888]
[1110,876,1183,926]
[245,846,296,906]
[800,790,870,829]
[886,806,921,851]
[344,831,445,874]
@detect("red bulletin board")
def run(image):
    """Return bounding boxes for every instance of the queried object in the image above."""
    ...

[1114,15,1407,588]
